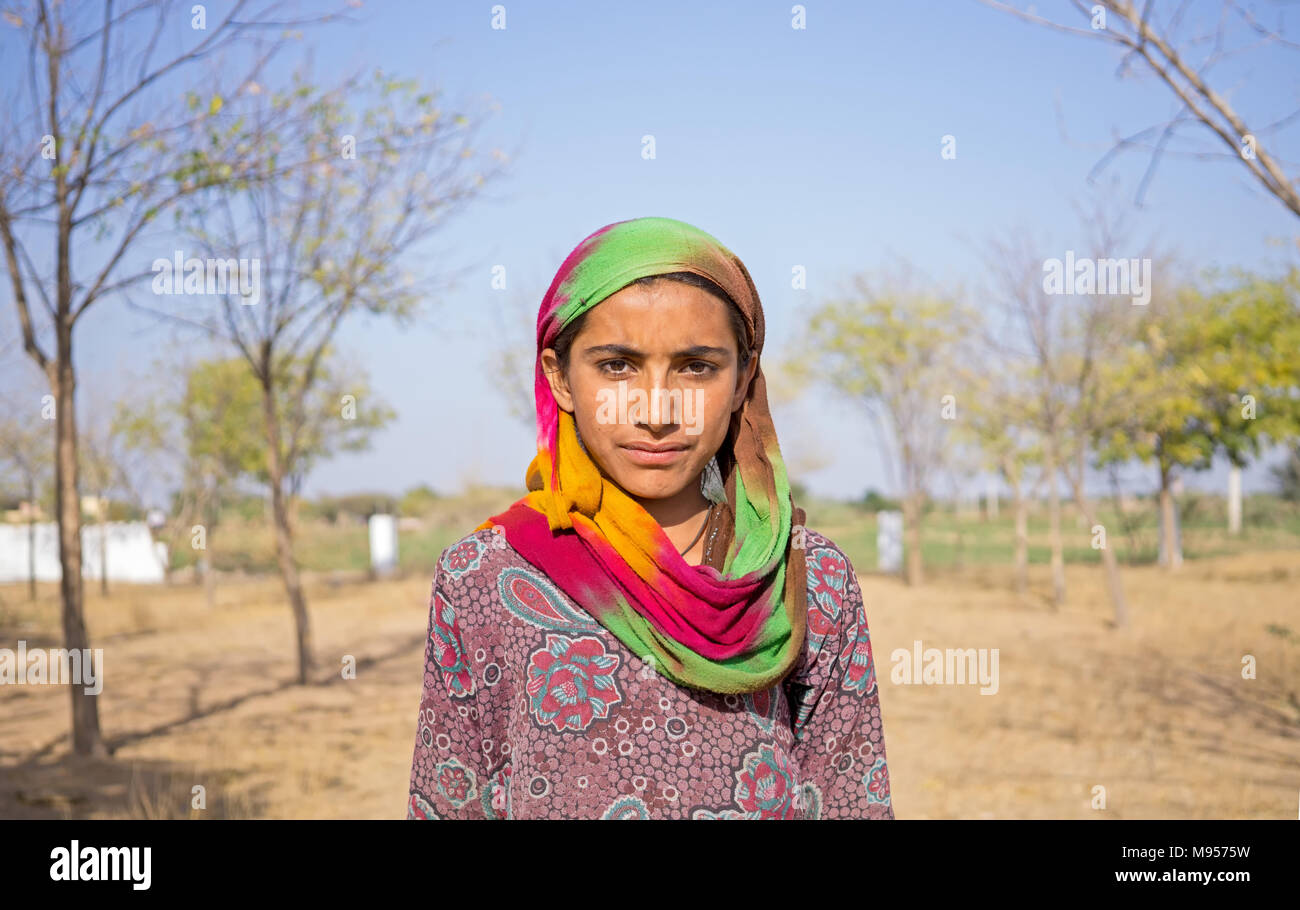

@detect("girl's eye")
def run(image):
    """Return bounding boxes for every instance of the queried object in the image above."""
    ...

[599,359,631,376]
[683,361,717,376]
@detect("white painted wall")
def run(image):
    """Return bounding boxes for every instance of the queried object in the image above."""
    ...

[0,521,167,584]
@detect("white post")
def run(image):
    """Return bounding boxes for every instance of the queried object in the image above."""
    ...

[368,513,399,578]
[876,510,903,575]
[1170,475,1184,568]
[1227,465,1242,535]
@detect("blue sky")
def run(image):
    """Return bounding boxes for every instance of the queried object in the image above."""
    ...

[3,0,1297,503]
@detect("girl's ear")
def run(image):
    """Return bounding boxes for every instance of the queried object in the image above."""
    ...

[731,350,758,413]
[540,348,575,412]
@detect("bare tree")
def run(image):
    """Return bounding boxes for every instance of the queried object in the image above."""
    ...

[983,229,1070,606]
[797,265,974,585]
[133,68,504,683]
[954,351,1043,596]
[0,1,347,754]
[487,274,550,431]
[977,0,1300,219]
[984,202,1159,627]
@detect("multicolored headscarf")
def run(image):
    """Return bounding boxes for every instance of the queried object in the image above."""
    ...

[478,216,807,695]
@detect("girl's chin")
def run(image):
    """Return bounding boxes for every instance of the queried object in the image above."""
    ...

[607,469,695,502]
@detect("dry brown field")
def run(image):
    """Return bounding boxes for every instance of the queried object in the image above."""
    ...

[2,549,1296,819]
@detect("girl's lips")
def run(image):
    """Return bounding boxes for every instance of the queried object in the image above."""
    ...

[620,445,687,465]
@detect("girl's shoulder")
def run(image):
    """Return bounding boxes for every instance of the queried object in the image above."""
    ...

[426,529,532,640]
[433,526,519,589]
[797,526,867,624]
[790,527,871,688]
[798,526,860,574]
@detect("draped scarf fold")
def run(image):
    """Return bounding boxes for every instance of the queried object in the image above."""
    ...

[477,216,806,694]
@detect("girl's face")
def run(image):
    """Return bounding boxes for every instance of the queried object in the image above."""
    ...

[541,280,756,503]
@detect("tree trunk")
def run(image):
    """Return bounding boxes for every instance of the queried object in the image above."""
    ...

[98,495,109,597]
[1069,476,1129,628]
[26,480,36,601]
[902,492,923,586]
[1012,474,1028,596]
[1045,443,1065,607]
[53,325,108,757]
[984,477,998,521]
[260,378,314,684]
[1227,464,1242,535]
[203,545,217,611]
[954,519,965,570]
[1157,463,1183,569]
[197,497,214,604]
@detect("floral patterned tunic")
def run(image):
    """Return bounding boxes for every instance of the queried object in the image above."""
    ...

[406,525,894,819]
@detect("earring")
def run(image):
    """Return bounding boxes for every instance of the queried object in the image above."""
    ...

[701,455,726,504]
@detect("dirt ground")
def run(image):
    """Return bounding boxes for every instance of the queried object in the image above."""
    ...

[1,549,1297,819]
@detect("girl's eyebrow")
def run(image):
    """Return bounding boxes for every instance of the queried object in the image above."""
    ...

[582,343,732,359]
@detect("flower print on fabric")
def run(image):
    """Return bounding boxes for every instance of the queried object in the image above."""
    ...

[408,526,894,819]
[733,743,801,819]
[480,765,513,819]
[864,755,890,805]
[805,546,847,656]
[743,687,778,736]
[441,534,486,580]
[435,756,478,808]
[691,742,801,819]
[407,792,440,820]
[602,795,650,819]
[691,807,753,819]
[429,589,476,698]
[498,566,599,635]
[525,634,622,732]
[839,613,878,697]
[787,681,818,741]
[800,782,823,819]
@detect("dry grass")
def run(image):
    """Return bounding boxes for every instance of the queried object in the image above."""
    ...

[1,549,1297,819]
[865,551,1300,818]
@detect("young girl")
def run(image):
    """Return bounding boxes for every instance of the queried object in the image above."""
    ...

[407,216,893,819]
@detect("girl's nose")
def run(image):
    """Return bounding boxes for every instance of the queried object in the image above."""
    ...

[635,376,682,430]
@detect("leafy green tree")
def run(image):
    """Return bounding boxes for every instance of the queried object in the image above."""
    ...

[1201,267,1300,522]
[1273,445,1300,502]
[794,267,974,585]
[1097,267,1300,565]
[859,489,900,512]
[173,356,269,605]
[399,485,441,518]
[121,353,393,608]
